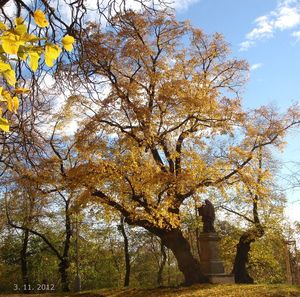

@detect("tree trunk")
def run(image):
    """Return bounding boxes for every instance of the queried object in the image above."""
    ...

[20,229,30,294]
[59,259,70,292]
[157,239,167,286]
[59,201,72,292]
[158,228,208,285]
[119,216,131,287]
[233,227,264,284]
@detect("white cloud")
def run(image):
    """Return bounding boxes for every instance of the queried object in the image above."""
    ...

[250,63,263,71]
[239,40,255,51]
[240,0,300,51]
[292,29,300,39]
[274,6,300,29]
[246,16,274,40]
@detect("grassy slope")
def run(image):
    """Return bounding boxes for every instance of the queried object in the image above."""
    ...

[2,284,300,297]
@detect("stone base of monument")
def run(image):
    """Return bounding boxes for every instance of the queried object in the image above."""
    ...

[208,274,235,284]
[198,232,235,284]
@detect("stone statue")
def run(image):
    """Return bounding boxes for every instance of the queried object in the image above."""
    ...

[198,199,216,233]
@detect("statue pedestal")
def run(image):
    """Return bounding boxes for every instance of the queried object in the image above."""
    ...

[199,232,224,274]
[199,232,235,283]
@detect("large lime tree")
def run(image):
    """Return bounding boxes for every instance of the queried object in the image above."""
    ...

[59,11,300,284]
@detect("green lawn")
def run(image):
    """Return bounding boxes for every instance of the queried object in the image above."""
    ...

[2,284,300,297]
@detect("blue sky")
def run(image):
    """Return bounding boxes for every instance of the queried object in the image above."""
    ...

[177,0,300,109]
[177,0,300,218]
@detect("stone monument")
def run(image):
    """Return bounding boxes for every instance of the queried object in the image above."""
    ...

[198,199,234,283]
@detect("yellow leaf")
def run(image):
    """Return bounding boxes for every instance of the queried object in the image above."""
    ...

[17,48,28,61]
[62,34,75,52]
[28,51,40,72]
[23,33,40,42]
[0,61,11,72]
[15,87,30,94]
[6,92,19,113]
[0,107,2,116]
[0,21,7,30]
[12,96,19,112]
[15,17,25,25]
[45,44,61,67]
[33,10,49,28]
[1,38,20,55]
[0,117,9,132]
[1,89,11,102]
[15,24,27,36]
[2,69,16,86]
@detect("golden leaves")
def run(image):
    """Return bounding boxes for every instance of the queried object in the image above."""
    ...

[33,10,49,28]
[1,89,19,113]
[15,87,30,94]
[0,12,74,132]
[28,51,40,72]
[0,117,9,132]
[62,34,75,52]
[2,69,16,86]
[45,44,62,67]
[1,32,24,55]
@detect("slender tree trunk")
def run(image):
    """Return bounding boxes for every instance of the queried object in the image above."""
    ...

[119,216,130,287]
[20,229,30,294]
[59,201,72,292]
[158,228,208,285]
[157,239,167,286]
[233,150,266,284]
[59,259,70,292]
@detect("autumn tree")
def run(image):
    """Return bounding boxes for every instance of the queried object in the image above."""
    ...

[216,145,286,283]
[51,10,300,285]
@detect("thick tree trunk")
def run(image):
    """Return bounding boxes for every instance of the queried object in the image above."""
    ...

[20,229,30,294]
[158,228,208,285]
[233,227,264,284]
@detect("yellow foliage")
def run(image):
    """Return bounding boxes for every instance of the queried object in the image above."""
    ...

[28,51,40,72]
[15,87,30,94]
[0,21,7,30]
[1,32,23,54]
[45,44,62,67]
[2,69,16,86]
[0,11,74,132]
[62,34,75,52]
[0,117,9,132]
[33,10,49,28]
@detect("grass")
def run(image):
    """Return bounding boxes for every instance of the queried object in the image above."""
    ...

[1,284,300,297]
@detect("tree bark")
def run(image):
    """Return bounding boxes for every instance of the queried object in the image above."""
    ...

[59,201,72,292]
[20,229,30,294]
[59,258,70,292]
[157,228,208,285]
[119,216,131,287]
[233,226,264,283]
[157,239,167,286]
